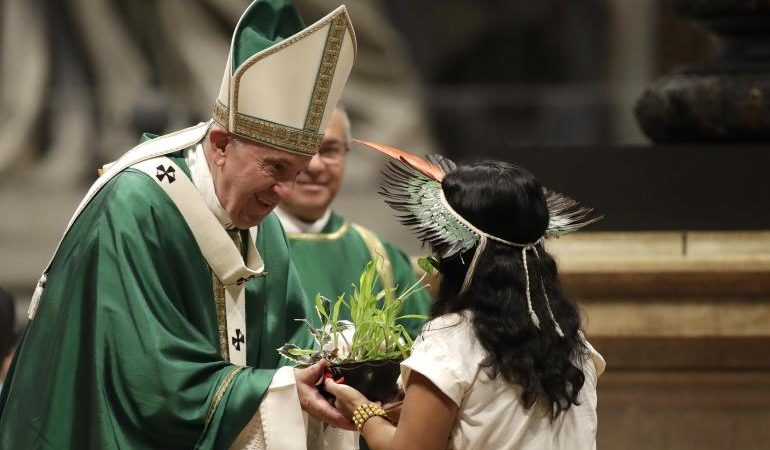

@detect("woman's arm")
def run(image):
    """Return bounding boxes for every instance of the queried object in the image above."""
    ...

[324,371,459,450]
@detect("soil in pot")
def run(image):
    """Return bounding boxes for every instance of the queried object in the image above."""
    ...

[321,359,403,403]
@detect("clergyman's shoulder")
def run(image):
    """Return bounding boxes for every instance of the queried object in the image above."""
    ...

[361,225,412,259]
[100,168,169,207]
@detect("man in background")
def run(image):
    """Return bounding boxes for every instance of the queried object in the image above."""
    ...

[276,106,431,339]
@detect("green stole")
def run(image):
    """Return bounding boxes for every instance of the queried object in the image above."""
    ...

[0,154,313,449]
[287,212,431,338]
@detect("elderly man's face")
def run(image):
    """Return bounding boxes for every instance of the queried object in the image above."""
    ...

[279,109,349,222]
[209,130,310,229]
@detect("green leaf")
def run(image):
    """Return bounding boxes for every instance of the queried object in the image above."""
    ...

[331,294,345,325]
[396,314,429,321]
[417,255,439,276]
[288,348,317,356]
[314,293,330,324]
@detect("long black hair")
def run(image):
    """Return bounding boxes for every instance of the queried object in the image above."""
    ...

[432,161,587,418]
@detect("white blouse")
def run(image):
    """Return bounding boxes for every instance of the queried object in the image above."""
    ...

[401,313,600,450]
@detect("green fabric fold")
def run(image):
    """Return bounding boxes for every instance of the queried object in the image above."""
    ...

[233,0,305,72]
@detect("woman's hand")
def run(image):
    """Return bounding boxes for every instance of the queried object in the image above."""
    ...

[323,378,371,419]
[294,360,355,430]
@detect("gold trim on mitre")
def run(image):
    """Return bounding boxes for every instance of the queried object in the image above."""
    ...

[213,102,323,156]
[215,6,356,156]
[304,13,349,131]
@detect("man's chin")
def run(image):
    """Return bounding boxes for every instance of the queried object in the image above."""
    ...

[285,191,331,208]
[281,200,329,219]
[235,210,273,229]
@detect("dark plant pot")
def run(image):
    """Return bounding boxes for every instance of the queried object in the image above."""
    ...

[325,359,403,403]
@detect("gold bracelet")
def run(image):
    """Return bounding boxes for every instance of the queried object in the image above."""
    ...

[352,403,389,431]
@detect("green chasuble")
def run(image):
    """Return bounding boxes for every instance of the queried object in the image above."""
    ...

[0,154,314,449]
[286,211,431,338]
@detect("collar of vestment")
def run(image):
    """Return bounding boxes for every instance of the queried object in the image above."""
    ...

[184,143,235,230]
[275,207,331,234]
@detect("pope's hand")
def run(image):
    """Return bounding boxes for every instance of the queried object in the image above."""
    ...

[322,378,371,419]
[294,360,355,430]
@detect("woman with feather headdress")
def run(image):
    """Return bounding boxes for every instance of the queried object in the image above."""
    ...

[325,142,606,450]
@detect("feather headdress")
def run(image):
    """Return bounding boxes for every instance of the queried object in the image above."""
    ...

[356,139,600,257]
[355,139,602,336]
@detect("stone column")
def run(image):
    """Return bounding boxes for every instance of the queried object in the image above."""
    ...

[634,0,770,142]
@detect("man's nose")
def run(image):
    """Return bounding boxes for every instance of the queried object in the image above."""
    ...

[304,154,324,174]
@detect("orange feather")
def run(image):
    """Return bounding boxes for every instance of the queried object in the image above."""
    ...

[353,139,445,181]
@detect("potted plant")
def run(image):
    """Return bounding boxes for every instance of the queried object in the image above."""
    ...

[278,258,430,402]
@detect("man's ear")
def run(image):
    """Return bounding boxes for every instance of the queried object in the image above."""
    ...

[208,127,231,166]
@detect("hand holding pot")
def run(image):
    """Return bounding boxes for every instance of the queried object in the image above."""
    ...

[323,378,371,419]
[294,360,355,430]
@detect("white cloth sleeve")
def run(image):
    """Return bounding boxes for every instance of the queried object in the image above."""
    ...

[306,416,360,450]
[229,366,359,450]
[578,331,606,377]
[229,366,305,450]
[400,314,481,407]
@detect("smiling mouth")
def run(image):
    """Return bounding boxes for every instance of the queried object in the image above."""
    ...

[296,180,326,187]
[295,181,327,192]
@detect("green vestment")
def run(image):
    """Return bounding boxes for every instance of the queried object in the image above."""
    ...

[286,211,431,338]
[0,153,314,449]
